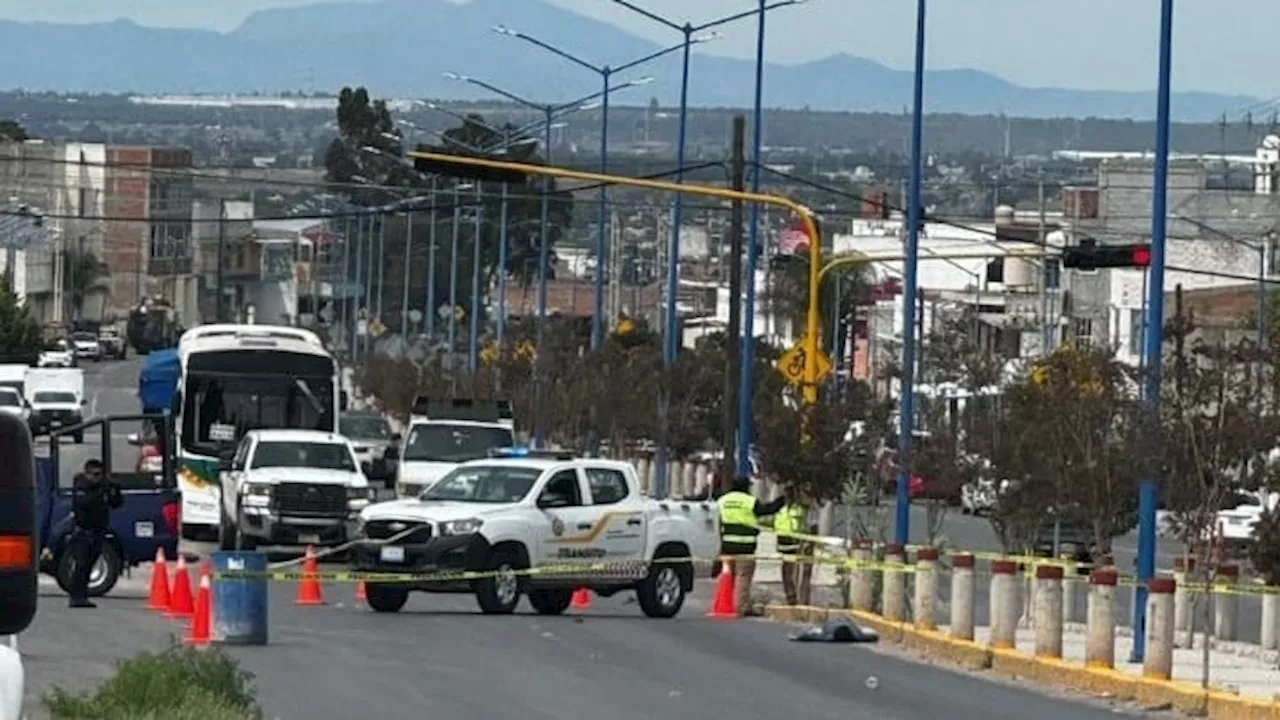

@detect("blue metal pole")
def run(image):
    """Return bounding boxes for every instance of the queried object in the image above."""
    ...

[655,27,693,498]
[894,0,928,547]
[364,214,376,355]
[1131,0,1175,664]
[592,69,611,351]
[497,183,509,349]
[426,178,438,339]
[534,109,553,447]
[352,214,365,362]
[469,182,483,372]
[736,0,768,481]
[341,215,351,351]
[375,215,386,320]
[448,186,461,355]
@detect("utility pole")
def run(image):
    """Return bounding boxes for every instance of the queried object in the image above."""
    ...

[722,115,746,489]
[1037,176,1049,354]
[215,199,226,323]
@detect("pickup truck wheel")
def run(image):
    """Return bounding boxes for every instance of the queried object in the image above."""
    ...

[637,561,688,619]
[474,547,524,615]
[365,585,409,613]
[55,542,122,598]
[527,588,574,615]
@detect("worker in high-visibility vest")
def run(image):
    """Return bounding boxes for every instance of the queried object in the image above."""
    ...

[774,486,811,606]
[717,476,786,616]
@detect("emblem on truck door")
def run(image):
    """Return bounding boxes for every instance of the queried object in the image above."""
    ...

[551,517,565,537]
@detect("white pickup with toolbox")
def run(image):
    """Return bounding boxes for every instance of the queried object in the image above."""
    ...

[350,450,720,617]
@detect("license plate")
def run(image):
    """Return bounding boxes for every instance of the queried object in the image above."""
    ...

[134,521,154,538]
[299,533,321,545]
[1228,517,1243,525]
[380,546,405,563]
[50,421,61,428]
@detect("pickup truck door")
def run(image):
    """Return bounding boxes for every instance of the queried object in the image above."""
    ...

[534,469,601,569]
[583,466,645,564]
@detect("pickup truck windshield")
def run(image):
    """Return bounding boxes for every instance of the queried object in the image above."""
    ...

[251,441,356,471]
[340,414,390,439]
[33,391,77,404]
[423,466,541,503]
[402,423,514,463]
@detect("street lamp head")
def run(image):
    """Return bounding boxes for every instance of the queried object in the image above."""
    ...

[692,31,722,45]
[441,71,464,81]
[579,101,602,111]
[492,25,519,36]
[629,76,656,87]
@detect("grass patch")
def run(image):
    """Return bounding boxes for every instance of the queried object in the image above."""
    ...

[44,639,261,719]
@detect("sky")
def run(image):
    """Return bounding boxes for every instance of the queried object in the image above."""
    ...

[0,0,1275,101]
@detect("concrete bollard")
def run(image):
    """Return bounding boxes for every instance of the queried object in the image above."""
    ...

[990,559,1019,649]
[1214,563,1240,642]
[1034,565,1064,658]
[850,543,873,612]
[882,544,906,622]
[1143,577,1176,680]
[1262,591,1279,651]
[1085,567,1118,668]
[1173,556,1194,647]
[914,548,939,631]
[950,553,976,641]
[1062,561,1078,624]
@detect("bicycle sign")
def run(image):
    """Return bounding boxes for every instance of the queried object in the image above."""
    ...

[775,341,833,387]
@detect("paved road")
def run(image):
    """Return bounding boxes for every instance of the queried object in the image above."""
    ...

[46,357,145,487]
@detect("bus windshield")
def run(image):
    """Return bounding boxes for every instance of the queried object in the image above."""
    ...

[181,374,335,455]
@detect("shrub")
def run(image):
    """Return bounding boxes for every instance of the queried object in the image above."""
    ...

[44,640,260,719]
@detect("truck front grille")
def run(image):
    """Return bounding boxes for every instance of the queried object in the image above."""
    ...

[273,483,347,515]
[365,520,432,544]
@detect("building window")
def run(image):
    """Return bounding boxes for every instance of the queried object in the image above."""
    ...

[1129,308,1145,356]
[1044,258,1061,289]
[1072,317,1094,348]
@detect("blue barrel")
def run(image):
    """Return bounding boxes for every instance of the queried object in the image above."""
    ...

[211,551,269,645]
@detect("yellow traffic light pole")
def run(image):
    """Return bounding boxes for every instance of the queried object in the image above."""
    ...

[407,150,828,402]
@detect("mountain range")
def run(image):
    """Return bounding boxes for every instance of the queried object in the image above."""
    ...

[0,0,1257,121]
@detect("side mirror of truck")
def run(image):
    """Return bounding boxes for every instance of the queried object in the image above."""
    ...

[125,433,142,446]
[383,446,399,461]
[390,433,401,444]
[537,493,569,509]
[218,455,235,472]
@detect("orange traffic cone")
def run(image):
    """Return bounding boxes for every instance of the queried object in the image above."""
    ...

[294,545,324,606]
[706,560,737,619]
[355,579,367,603]
[146,547,171,612]
[167,556,194,619]
[570,588,591,609]
[185,570,212,647]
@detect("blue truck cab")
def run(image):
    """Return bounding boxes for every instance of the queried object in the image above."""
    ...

[37,413,180,597]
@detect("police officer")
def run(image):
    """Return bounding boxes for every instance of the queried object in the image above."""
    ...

[774,486,811,606]
[68,459,122,608]
[717,476,786,616]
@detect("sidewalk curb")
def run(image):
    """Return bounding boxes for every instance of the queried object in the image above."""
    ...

[762,605,1280,719]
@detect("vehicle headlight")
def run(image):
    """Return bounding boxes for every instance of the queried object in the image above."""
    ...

[347,486,373,501]
[439,518,483,536]
[243,482,272,497]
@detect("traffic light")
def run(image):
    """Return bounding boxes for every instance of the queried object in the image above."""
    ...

[1061,238,1152,270]
[0,413,36,634]
[411,147,531,184]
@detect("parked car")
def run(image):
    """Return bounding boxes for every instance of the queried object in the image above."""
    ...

[69,331,102,362]
[97,326,127,360]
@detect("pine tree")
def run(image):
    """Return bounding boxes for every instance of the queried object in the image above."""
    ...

[0,273,43,363]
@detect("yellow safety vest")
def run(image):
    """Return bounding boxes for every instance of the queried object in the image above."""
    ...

[775,503,806,554]
[717,491,759,550]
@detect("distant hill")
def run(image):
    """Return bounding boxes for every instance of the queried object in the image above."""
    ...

[0,0,1256,121]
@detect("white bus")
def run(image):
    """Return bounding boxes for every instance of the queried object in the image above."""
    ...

[170,324,342,540]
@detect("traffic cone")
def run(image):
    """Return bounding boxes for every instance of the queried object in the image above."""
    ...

[167,556,194,619]
[706,560,737,619]
[355,579,367,603]
[185,571,212,647]
[146,547,171,612]
[570,588,591,609]
[294,545,324,606]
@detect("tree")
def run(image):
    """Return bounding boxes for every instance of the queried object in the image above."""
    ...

[61,248,109,322]
[0,274,43,361]
[0,119,28,142]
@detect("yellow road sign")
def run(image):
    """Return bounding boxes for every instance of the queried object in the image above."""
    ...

[776,341,833,387]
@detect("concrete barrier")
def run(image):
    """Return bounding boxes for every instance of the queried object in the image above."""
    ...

[1085,567,1117,668]
[1034,564,1064,658]
[1173,556,1194,647]
[850,543,873,612]
[1214,564,1240,643]
[882,544,906,622]
[914,548,938,631]
[1144,577,1176,680]
[990,559,1018,649]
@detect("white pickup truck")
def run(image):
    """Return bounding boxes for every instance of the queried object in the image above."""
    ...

[217,429,373,550]
[350,451,720,618]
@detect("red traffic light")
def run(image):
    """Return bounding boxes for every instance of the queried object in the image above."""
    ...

[1130,246,1151,267]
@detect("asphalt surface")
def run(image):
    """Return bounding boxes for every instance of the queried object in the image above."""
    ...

[9,355,1221,717]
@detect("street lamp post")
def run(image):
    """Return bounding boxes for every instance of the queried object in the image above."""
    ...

[610,0,808,496]
[1131,0,1176,664]
[470,181,484,372]
[443,72,653,445]
[493,24,683,351]
[893,0,928,548]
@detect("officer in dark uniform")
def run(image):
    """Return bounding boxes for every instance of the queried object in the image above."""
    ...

[68,458,122,608]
